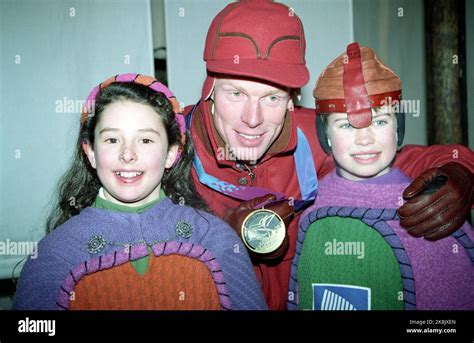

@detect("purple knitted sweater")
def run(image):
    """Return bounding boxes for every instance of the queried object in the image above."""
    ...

[13,198,267,310]
[289,169,474,310]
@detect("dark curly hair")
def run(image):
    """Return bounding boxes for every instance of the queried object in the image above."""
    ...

[46,82,207,232]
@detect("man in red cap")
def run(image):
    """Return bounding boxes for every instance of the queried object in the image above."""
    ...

[184,0,474,310]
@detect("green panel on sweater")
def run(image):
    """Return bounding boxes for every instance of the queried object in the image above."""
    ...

[92,188,167,275]
[297,217,404,310]
[130,246,153,276]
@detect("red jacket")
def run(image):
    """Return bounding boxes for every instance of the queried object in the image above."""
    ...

[186,100,474,310]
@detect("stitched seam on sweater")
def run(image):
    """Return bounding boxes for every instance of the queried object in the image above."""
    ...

[57,242,233,310]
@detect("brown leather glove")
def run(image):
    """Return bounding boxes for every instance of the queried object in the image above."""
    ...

[222,194,294,261]
[399,162,474,241]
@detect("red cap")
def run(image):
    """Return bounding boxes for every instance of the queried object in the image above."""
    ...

[203,0,309,94]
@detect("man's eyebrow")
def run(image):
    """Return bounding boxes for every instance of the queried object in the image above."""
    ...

[267,90,288,96]
[220,82,288,97]
[333,117,349,123]
[221,83,247,92]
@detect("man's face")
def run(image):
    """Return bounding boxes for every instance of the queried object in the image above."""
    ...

[326,107,398,181]
[212,78,293,162]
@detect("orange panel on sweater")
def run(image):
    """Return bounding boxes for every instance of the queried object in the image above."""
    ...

[69,254,221,310]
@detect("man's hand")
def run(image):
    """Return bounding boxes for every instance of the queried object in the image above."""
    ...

[399,162,474,241]
[222,194,294,260]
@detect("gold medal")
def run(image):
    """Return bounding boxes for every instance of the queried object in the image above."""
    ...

[241,209,286,254]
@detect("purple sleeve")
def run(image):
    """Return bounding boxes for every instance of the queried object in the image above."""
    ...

[13,232,76,310]
[199,213,268,310]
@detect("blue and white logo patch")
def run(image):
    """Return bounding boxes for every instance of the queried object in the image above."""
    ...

[312,283,371,310]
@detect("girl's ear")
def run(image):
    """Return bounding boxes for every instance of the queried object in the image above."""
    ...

[165,144,180,169]
[82,141,97,169]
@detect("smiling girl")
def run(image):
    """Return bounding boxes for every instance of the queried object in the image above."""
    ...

[288,44,474,310]
[323,106,398,181]
[13,74,266,310]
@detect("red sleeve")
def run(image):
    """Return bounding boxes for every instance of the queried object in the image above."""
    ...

[296,106,336,180]
[316,151,336,180]
[394,143,474,178]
